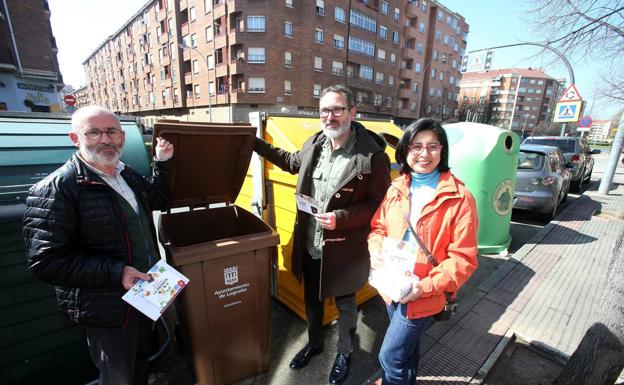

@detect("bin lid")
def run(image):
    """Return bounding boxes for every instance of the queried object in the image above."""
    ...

[153,120,255,207]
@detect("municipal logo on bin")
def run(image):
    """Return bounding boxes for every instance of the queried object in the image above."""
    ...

[224,266,239,285]
[493,179,514,216]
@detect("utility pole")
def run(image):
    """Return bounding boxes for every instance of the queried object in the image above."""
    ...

[598,113,624,194]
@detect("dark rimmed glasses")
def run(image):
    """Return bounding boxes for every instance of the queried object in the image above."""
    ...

[319,107,348,117]
[82,128,124,140]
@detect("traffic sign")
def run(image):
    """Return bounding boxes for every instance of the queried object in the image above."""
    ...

[553,101,583,122]
[63,94,76,106]
[578,116,592,128]
[559,84,583,102]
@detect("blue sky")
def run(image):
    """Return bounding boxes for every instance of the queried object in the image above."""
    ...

[439,0,619,120]
[50,0,620,120]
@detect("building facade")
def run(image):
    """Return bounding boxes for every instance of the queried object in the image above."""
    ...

[458,68,563,138]
[81,0,467,123]
[0,0,63,112]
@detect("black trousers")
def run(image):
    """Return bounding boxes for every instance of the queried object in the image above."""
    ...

[302,251,358,354]
[85,310,153,385]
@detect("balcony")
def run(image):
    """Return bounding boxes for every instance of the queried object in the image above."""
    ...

[406,3,418,17]
[229,59,245,74]
[401,47,417,58]
[399,88,412,99]
[214,33,227,48]
[184,71,193,84]
[403,26,417,37]
[400,68,416,79]
[215,64,228,78]
[213,1,226,18]
[396,108,418,119]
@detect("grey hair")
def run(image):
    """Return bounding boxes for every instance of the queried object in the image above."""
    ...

[320,85,355,108]
[71,105,121,132]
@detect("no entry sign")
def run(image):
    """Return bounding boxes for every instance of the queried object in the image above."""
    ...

[63,94,76,106]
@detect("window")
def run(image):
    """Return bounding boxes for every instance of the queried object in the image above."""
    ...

[429,87,434,96]
[248,77,266,93]
[192,60,200,74]
[284,51,292,66]
[350,9,376,33]
[285,0,293,5]
[412,82,419,93]
[314,56,323,71]
[207,54,214,69]
[332,61,343,75]
[247,16,265,32]
[284,80,292,95]
[194,84,201,98]
[379,25,388,39]
[315,28,324,43]
[390,53,396,64]
[346,64,354,78]
[388,75,394,86]
[333,34,344,49]
[205,26,213,41]
[209,81,215,96]
[313,83,322,97]
[381,1,389,14]
[204,0,211,12]
[394,8,400,21]
[189,6,196,21]
[190,33,197,47]
[284,21,293,37]
[316,0,325,15]
[415,62,422,73]
[392,31,399,44]
[439,71,444,81]
[335,6,346,23]
[359,65,373,80]
[431,68,436,78]
[417,43,424,54]
[435,30,441,41]
[376,72,384,84]
[248,47,266,63]
[419,22,425,33]
[377,49,386,62]
[422,0,427,13]
[348,36,375,56]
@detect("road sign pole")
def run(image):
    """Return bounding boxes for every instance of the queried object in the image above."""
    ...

[560,122,566,136]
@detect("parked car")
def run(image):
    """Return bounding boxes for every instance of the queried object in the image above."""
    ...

[522,136,600,192]
[513,144,571,220]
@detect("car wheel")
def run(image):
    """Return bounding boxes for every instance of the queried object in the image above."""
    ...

[544,196,559,222]
[571,175,583,192]
[583,167,593,184]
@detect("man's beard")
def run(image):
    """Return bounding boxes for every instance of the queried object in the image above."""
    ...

[322,121,350,139]
[82,143,123,167]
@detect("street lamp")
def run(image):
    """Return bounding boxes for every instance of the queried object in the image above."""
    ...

[178,42,212,122]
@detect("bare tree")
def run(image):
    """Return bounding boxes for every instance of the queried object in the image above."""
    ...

[457,97,497,125]
[524,0,624,106]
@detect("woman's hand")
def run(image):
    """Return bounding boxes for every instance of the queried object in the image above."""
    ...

[399,280,422,304]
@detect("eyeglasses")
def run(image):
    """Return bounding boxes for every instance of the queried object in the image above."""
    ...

[319,107,348,117]
[407,143,442,154]
[82,128,124,140]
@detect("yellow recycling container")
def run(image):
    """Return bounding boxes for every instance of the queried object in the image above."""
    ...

[235,113,404,324]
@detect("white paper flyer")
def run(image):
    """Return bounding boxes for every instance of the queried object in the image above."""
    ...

[369,238,419,302]
[296,193,321,214]
[122,260,189,321]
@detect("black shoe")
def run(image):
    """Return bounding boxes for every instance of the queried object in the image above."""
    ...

[329,353,350,384]
[289,344,323,370]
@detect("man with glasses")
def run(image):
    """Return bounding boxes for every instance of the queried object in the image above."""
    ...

[253,85,391,384]
[23,105,174,385]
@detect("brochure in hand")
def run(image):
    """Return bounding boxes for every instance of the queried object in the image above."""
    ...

[368,237,419,302]
[296,193,321,215]
[122,260,189,321]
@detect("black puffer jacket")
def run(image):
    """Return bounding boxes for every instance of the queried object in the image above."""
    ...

[23,153,171,328]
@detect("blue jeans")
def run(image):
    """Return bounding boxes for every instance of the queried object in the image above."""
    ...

[379,302,430,385]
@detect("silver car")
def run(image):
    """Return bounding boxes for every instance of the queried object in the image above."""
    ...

[513,144,571,220]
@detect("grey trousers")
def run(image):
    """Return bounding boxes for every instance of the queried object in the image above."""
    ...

[85,310,153,385]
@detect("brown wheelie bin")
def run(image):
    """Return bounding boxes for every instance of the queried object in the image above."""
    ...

[154,121,279,385]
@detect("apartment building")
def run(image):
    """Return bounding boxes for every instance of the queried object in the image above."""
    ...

[0,0,63,112]
[81,0,467,123]
[459,68,563,137]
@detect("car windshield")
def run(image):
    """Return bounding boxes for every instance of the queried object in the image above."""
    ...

[524,138,575,153]
[517,151,545,170]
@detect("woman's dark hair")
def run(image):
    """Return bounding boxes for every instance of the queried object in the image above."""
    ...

[395,118,450,174]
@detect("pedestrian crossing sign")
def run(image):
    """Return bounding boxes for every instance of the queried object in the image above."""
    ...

[553,101,583,122]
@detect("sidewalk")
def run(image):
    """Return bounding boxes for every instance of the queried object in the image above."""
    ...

[150,164,624,385]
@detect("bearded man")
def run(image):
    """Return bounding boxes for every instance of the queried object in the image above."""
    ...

[23,106,174,385]
[252,85,391,384]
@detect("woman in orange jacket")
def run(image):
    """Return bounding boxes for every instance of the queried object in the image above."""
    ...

[368,118,479,385]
